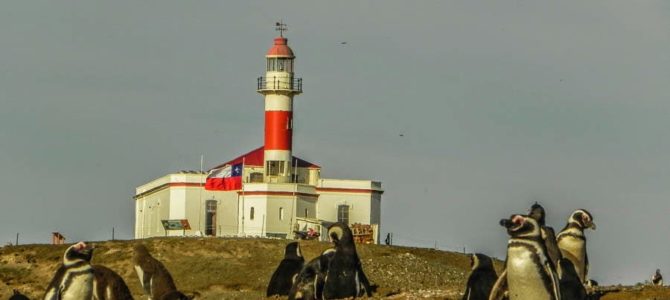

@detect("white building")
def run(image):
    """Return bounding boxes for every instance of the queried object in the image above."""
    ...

[134,27,383,242]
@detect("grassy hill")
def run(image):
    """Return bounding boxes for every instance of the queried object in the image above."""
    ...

[0,238,668,299]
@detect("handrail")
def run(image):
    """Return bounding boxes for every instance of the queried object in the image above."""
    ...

[257,76,302,93]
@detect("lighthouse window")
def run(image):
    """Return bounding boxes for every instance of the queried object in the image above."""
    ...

[267,58,276,71]
[337,205,350,225]
[279,207,284,220]
[267,161,284,176]
[277,59,285,71]
[250,207,255,220]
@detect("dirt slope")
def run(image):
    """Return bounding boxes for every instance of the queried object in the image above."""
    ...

[0,238,667,299]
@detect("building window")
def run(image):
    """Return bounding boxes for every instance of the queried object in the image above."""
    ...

[250,172,264,183]
[279,207,284,220]
[338,205,350,225]
[267,161,284,176]
[304,208,309,218]
[205,200,217,236]
[250,207,255,220]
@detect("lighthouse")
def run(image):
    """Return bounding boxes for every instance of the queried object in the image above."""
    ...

[134,24,382,242]
[257,22,302,183]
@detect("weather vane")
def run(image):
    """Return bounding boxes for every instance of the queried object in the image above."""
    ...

[275,20,287,37]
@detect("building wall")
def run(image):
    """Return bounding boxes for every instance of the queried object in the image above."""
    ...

[135,174,381,240]
[316,192,372,225]
[135,188,170,238]
[201,191,240,236]
[265,197,294,238]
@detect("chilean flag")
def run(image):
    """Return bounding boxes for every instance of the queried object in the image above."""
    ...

[205,163,243,191]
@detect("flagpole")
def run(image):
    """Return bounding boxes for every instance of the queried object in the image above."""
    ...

[198,154,204,237]
[241,157,246,237]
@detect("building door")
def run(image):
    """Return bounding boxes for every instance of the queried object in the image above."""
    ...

[206,200,217,236]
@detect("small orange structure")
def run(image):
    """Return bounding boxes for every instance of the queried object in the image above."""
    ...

[52,232,65,245]
[351,223,375,244]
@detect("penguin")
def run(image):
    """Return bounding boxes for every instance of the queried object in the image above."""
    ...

[267,242,305,297]
[461,253,497,300]
[132,244,186,300]
[557,209,596,284]
[528,202,562,267]
[492,214,560,300]
[557,258,587,300]
[92,265,134,300]
[652,269,663,286]
[322,222,372,299]
[289,248,336,300]
[9,289,30,300]
[44,241,95,300]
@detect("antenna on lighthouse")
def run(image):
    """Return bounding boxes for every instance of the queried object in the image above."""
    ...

[275,21,287,37]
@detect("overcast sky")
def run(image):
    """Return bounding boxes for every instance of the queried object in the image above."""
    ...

[1,1,669,285]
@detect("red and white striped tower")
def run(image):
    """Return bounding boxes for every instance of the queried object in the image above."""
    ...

[257,22,302,182]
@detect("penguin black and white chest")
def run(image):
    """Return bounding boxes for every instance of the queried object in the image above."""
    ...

[322,222,372,299]
[557,209,596,284]
[557,258,587,300]
[652,269,663,286]
[289,248,336,300]
[499,215,560,300]
[132,244,181,300]
[267,242,305,297]
[92,265,134,300]
[461,253,497,300]
[44,241,95,300]
[529,202,562,267]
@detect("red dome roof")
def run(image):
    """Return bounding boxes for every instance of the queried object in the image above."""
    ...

[266,37,295,57]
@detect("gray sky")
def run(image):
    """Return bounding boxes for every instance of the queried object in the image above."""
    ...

[1,0,669,285]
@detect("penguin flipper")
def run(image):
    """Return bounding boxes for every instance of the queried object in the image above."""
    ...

[488,269,507,300]
[543,227,562,266]
[584,250,590,282]
[545,261,561,300]
[357,264,373,297]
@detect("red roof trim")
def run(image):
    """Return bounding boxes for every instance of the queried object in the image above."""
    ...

[316,188,384,195]
[237,191,318,198]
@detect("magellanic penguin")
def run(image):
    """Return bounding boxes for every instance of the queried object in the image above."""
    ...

[92,265,134,300]
[267,242,305,297]
[529,202,562,268]
[557,258,587,300]
[492,215,560,300]
[462,253,497,300]
[322,222,373,299]
[289,248,336,300]
[132,244,188,300]
[556,209,596,284]
[652,269,663,286]
[44,241,95,300]
[9,289,30,300]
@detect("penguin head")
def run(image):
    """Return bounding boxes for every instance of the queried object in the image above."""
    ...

[500,214,541,238]
[328,222,354,249]
[284,242,303,260]
[528,202,546,226]
[63,241,93,266]
[471,253,493,271]
[569,209,596,230]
